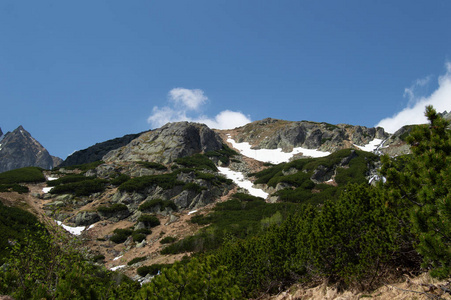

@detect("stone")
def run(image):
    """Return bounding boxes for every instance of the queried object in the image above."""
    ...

[31,192,41,199]
[103,122,223,164]
[55,194,73,202]
[71,211,100,226]
[136,239,147,248]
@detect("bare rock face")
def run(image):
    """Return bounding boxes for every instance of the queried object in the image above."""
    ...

[103,122,223,164]
[229,118,389,153]
[0,126,55,173]
[60,132,144,167]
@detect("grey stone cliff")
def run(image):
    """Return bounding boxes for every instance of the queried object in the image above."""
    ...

[104,122,223,164]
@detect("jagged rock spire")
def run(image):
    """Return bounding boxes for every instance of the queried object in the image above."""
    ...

[0,126,54,172]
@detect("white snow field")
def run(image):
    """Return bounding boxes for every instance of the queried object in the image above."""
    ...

[55,220,86,236]
[227,135,330,164]
[42,187,53,193]
[354,138,384,152]
[218,167,268,199]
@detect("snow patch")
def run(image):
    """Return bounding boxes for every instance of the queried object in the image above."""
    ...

[368,175,386,184]
[218,167,268,199]
[47,176,58,181]
[55,221,85,235]
[42,187,53,193]
[110,265,125,271]
[354,139,384,152]
[188,210,198,215]
[227,136,330,164]
[113,255,123,261]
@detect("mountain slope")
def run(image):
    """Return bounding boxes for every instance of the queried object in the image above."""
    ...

[104,122,224,164]
[221,118,388,155]
[60,132,145,167]
[0,126,55,173]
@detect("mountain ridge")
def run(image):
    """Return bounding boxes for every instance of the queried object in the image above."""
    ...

[0,125,57,173]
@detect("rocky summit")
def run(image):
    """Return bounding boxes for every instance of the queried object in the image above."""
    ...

[224,118,389,153]
[104,122,224,164]
[0,126,55,173]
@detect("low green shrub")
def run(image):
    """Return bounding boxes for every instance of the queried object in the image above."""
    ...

[137,161,167,170]
[127,256,147,266]
[195,171,233,186]
[160,236,177,244]
[49,179,107,196]
[205,144,239,165]
[231,193,263,202]
[132,232,147,243]
[92,254,105,263]
[137,215,160,228]
[165,196,300,254]
[183,182,205,193]
[47,174,92,187]
[174,154,217,171]
[58,161,103,171]
[0,167,45,184]
[134,228,151,235]
[137,263,172,277]
[0,184,29,194]
[110,174,131,186]
[0,201,42,264]
[110,228,133,244]
[139,198,163,211]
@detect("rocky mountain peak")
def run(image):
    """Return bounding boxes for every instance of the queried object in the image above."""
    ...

[0,125,55,173]
[225,119,389,154]
[104,121,223,164]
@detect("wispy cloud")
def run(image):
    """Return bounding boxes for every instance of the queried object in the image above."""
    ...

[403,75,432,105]
[147,88,251,130]
[168,88,207,110]
[377,63,451,133]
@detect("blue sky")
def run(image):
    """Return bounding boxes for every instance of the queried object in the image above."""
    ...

[1,1,451,159]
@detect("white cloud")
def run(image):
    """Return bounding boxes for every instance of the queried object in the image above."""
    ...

[147,88,251,129]
[169,88,207,110]
[196,110,252,129]
[147,106,187,128]
[403,75,432,105]
[377,63,451,133]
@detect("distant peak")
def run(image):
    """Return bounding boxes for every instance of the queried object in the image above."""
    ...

[12,125,28,135]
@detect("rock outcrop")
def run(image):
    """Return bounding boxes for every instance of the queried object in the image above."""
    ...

[60,132,145,167]
[104,122,223,164]
[227,118,388,154]
[0,126,55,173]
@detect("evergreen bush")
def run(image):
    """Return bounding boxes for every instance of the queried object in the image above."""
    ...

[137,214,160,228]
[0,167,45,184]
